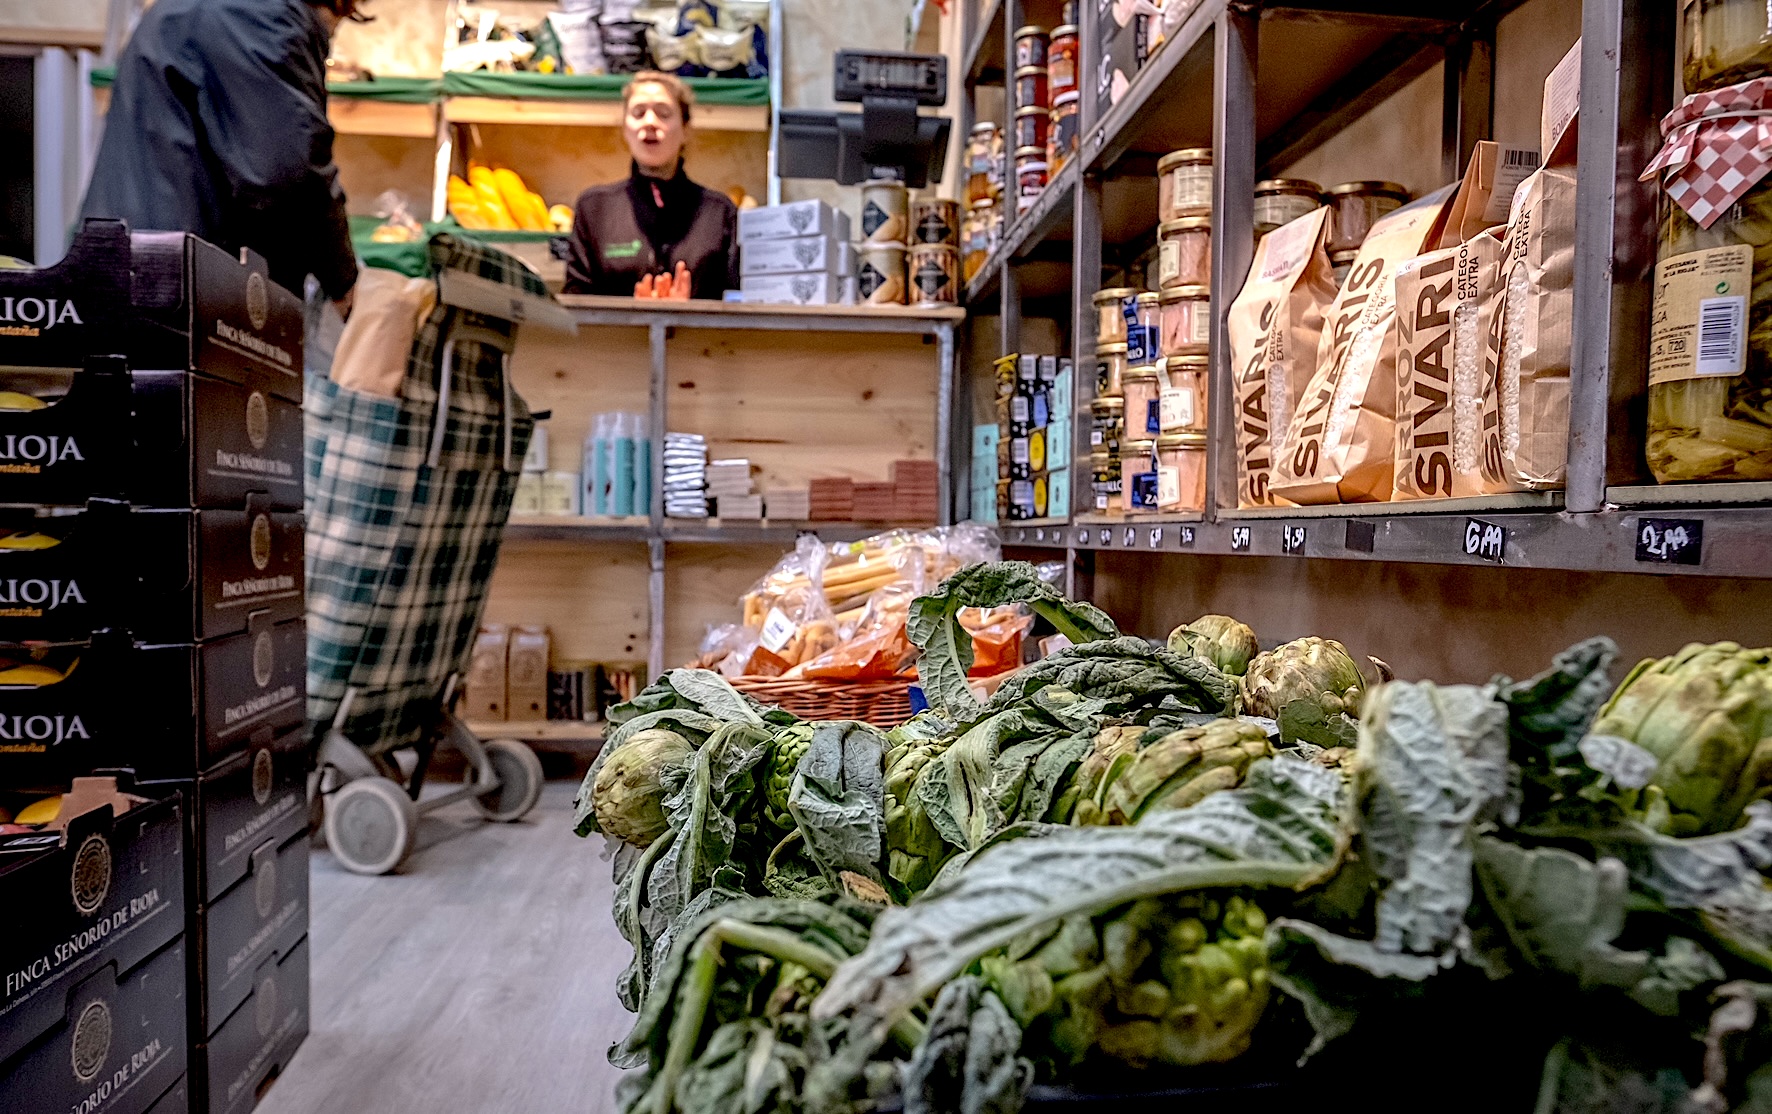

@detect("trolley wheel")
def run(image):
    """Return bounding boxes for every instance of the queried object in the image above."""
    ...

[324,777,418,875]
[471,738,544,822]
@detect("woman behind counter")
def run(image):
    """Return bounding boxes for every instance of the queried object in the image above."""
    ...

[564,71,740,300]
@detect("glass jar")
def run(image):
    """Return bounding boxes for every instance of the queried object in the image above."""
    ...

[1684,0,1772,93]
[1329,249,1358,290]
[1095,342,1127,397]
[965,122,1000,204]
[1014,106,1050,152]
[1122,365,1163,439]
[1158,217,1212,288]
[1253,178,1323,237]
[1015,65,1049,111]
[1094,287,1138,343]
[962,202,991,283]
[1158,285,1211,357]
[1157,148,1213,221]
[1049,91,1080,174]
[1121,439,1158,512]
[1090,450,1121,513]
[1089,395,1125,455]
[1647,191,1772,482]
[1014,25,1049,70]
[1049,24,1079,94]
[1015,148,1048,213]
[1327,181,1411,254]
[1156,431,1208,510]
[1160,354,1209,430]
[1129,292,1161,364]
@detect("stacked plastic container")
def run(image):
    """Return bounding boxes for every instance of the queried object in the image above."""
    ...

[0,219,310,1114]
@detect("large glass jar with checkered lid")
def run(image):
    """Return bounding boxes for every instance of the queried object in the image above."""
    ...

[1684,0,1772,93]
[1643,77,1772,482]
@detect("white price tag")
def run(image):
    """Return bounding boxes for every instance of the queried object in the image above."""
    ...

[1159,387,1195,430]
[1157,466,1180,508]
[759,607,798,653]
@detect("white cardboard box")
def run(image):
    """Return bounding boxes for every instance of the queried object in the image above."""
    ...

[741,235,845,276]
[741,272,843,305]
[737,200,851,244]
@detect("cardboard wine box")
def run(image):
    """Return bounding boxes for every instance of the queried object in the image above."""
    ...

[0,933,188,1114]
[188,807,308,1039]
[0,782,185,1069]
[462,624,510,721]
[0,616,307,792]
[506,626,549,722]
[0,219,302,403]
[145,1073,190,1114]
[0,498,304,645]
[192,936,308,1114]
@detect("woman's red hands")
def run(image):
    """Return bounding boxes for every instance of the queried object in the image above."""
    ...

[633,262,692,300]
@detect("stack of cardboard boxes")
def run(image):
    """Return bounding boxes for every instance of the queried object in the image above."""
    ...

[0,220,311,1114]
[465,624,643,725]
[736,201,857,306]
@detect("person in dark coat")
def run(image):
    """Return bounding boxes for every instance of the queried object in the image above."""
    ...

[564,71,740,300]
[82,0,363,317]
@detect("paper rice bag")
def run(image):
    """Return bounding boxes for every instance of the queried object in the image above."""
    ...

[1271,189,1451,504]
[1227,206,1337,507]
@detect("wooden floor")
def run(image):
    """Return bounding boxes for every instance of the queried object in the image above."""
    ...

[260,780,632,1114]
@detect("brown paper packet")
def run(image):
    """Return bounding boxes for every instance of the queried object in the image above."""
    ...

[331,267,438,398]
[1454,228,1508,492]
[1393,247,1463,499]
[1272,193,1451,504]
[1227,206,1336,507]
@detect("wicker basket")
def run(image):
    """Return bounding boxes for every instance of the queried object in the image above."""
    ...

[729,676,916,728]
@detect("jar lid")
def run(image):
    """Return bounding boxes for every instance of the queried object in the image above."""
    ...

[1093,287,1139,302]
[1095,342,1128,355]
[1159,284,1211,301]
[1015,105,1047,118]
[1254,177,1323,196]
[1123,366,1161,383]
[970,121,999,135]
[1135,291,1162,305]
[859,242,907,254]
[1053,89,1080,107]
[1092,395,1125,412]
[909,242,957,254]
[1329,248,1360,263]
[1161,353,1210,370]
[1157,432,1208,449]
[1014,24,1049,38]
[1014,65,1049,78]
[1089,451,1113,465]
[1052,23,1078,36]
[1159,216,1212,234]
[1327,180,1410,199]
[1157,147,1213,172]
[1123,438,1158,452]
[970,200,999,214]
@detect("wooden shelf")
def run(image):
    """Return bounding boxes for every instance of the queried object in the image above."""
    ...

[444,97,769,132]
[467,719,604,744]
[330,99,439,138]
[557,294,964,332]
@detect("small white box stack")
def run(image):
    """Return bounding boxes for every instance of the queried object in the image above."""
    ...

[738,202,857,306]
[664,433,709,518]
[707,459,762,519]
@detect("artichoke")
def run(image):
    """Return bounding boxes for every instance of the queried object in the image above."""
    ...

[1167,615,1260,677]
[1098,719,1272,825]
[1241,636,1367,720]
[1062,725,1146,826]
[764,723,815,830]
[1590,641,1772,835]
[590,728,693,847]
[883,715,956,894]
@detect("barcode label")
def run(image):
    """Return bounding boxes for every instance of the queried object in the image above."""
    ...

[1504,148,1540,167]
[1697,295,1746,376]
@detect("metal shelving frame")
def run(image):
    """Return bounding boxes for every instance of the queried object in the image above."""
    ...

[952,0,1770,581]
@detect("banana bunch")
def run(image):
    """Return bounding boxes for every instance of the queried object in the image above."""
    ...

[447,164,554,232]
[981,893,1272,1070]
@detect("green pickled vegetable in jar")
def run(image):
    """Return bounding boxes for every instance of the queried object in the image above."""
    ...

[1684,0,1772,93]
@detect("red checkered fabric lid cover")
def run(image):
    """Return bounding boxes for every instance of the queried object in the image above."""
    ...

[1641,77,1772,229]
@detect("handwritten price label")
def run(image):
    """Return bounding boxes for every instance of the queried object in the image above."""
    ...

[1148,527,1164,549]
[1635,518,1703,566]
[1177,526,1196,548]
[1122,527,1137,549]
[1230,526,1252,552]
[1463,518,1506,563]
[1281,525,1307,555]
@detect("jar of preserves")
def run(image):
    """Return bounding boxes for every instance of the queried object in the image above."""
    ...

[1049,91,1080,174]
[1090,450,1121,512]
[1121,438,1158,512]
[1158,285,1211,357]
[962,201,992,283]
[1015,148,1048,213]
[1129,291,1161,364]
[1014,25,1049,70]
[1122,365,1163,439]
[1329,249,1358,290]
[1160,354,1209,430]
[1156,431,1208,510]
[1327,181,1410,254]
[1014,106,1050,153]
[1095,342,1127,397]
[1644,79,1772,482]
[1157,217,1212,288]
[1090,395,1125,455]
[909,244,959,305]
[1049,24,1079,94]
[1094,287,1138,343]
[1015,65,1049,111]
[965,122,1003,204]
[1157,147,1213,221]
[1253,178,1323,237]
[1683,0,1772,93]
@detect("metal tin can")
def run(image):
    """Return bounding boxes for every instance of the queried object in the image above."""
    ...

[1252,178,1323,237]
[1326,180,1410,253]
[1013,105,1050,152]
[1048,90,1079,174]
[860,179,909,244]
[1048,24,1079,94]
[1014,65,1049,111]
[909,243,959,305]
[1157,216,1212,289]
[857,242,906,305]
[1157,147,1214,220]
[912,198,959,246]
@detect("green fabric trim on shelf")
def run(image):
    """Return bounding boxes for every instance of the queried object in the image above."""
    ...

[328,78,444,103]
[440,70,768,106]
[90,67,113,88]
[354,219,564,278]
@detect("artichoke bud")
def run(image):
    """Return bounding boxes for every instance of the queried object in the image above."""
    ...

[764,724,815,827]
[1104,719,1272,824]
[590,728,694,847]
[1167,615,1261,677]
[1096,1020,1162,1067]
[1103,918,1153,984]
[1116,979,1172,1019]
[1240,636,1368,721]
[1166,917,1207,956]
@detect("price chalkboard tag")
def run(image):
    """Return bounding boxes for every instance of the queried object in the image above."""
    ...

[1148,527,1164,549]
[1635,518,1703,566]
[1230,526,1252,552]
[1076,528,1089,546]
[1178,526,1196,548]
[1463,518,1506,563]
[1034,528,1046,542]
[1098,528,1111,547]
[1345,520,1376,553]
[1122,527,1137,549]
[1281,525,1307,554]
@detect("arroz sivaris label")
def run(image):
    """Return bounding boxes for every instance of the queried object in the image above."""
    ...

[1650,244,1753,385]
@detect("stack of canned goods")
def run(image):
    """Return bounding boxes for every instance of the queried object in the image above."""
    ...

[1090,279,1211,515]
[858,178,909,305]
[1013,25,1050,214]
[908,198,960,306]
